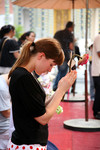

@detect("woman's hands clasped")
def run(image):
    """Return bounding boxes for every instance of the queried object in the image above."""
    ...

[58,70,77,94]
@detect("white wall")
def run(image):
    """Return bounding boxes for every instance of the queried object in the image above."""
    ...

[0,14,14,28]
[22,9,30,31]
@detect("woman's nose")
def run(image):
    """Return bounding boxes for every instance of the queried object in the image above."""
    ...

[48,67,53,72]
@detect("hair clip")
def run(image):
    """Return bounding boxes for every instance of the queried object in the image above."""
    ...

[32,42,35,47]
[30,42,35,52]
[30,46,34,52]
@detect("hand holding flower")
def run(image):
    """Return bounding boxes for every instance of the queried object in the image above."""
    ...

[58,70,77,94]
[69,53,89,72]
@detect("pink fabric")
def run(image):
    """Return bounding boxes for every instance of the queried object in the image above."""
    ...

[7,139,47,150]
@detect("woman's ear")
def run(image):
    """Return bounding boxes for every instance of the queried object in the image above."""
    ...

[37,52,45,60]
[26,36,29,40]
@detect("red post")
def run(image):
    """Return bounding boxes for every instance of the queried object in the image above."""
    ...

[85,69,88,121]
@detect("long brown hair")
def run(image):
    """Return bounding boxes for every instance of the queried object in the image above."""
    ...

[8,38,64,78]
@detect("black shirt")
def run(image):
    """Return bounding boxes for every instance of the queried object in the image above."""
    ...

[54,29,73,62]
[9,67,48,145]
[0,37,19,67]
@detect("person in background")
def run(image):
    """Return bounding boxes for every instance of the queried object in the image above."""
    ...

[53,21,74,91]
[88,44,95,101]
[71,43,81,94]
[18,31,36,47]
[92,34,100,119]
[0,25,20,74]
[18,31,38,77]
[0,74,11,150]
[7,38,77,150]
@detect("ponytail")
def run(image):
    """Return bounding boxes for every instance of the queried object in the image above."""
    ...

[8,41,33,78]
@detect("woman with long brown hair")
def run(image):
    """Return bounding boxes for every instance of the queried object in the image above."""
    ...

[7,38,77,150]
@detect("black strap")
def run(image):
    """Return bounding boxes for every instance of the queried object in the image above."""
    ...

[0,37,8,60]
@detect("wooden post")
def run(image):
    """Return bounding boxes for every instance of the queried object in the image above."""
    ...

[85,69,88,121]
[84,0,89,122]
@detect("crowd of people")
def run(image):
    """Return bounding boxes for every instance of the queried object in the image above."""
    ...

[0,22,100,150]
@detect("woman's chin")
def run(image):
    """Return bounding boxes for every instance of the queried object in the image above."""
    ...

[35,71,48,76]
[42,72,48,75]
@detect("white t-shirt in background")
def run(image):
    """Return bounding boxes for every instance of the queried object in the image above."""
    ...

[92,34,100,76]
[0,75,11,149]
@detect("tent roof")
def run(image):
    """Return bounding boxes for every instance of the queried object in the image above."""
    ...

[12,0,100,9]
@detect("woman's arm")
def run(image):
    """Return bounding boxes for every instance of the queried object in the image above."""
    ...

[97,51,100,57]
[1,109,10,118]
[35,70,77,125]
[13,51,20,59]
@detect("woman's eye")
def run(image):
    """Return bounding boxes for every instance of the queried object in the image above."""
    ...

[50,64,53,67]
